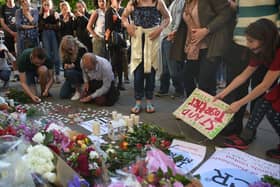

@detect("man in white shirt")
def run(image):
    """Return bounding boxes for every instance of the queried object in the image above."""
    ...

[80,53,119,106]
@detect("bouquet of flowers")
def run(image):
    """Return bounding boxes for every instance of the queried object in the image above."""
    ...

[103,124,178,172]
[129,148,201,187]
[23,144,57,183]
[60,133,102,184]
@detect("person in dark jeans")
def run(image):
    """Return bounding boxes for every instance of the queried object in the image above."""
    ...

[59,35,87,100]
[215,19,280,159]
[105,0,126,90]
[156,0,185,98]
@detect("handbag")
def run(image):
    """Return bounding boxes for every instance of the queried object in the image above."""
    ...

[110,31,126,47]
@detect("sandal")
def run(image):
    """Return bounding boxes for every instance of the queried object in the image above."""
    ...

[223,134,249,150]
[146,103,155,113]
[131,103,142,114]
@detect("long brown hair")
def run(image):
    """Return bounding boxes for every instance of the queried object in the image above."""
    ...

[59,35,87,64]
[245,18,280,64]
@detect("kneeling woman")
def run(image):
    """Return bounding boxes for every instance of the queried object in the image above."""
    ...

[59,35,87,100]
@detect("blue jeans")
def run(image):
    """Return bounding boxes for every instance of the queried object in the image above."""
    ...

[159,39,184,93]
[134,63,155,100]
[60,69,83,99]
[42,30,60,75]
[0,70,11,82]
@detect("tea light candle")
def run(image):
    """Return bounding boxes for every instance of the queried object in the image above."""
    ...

[112,111,117,120]
[127,118,133,127]
[116,113,122,120]
[92,121,100,136]
[130,114,136,121]
[123,116,130,126]
[134,115,140,125]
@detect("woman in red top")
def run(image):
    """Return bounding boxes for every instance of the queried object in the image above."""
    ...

[215,19,280,159]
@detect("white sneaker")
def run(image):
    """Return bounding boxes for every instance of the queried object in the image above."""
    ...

[71,91,81,101]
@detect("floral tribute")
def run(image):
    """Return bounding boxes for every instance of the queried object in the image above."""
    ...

[32,130,103,185]
[65,134,103,181]
[102,124,180,172]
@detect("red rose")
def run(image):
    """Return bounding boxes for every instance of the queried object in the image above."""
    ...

[76,153,90,177]
[6,126,17,136]
[150,136,157,144]
[94,167,102,177]
[163,140,171,147]
[136,143,142,150]
[48,144,60,155]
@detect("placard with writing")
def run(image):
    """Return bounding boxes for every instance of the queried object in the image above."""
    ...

[173,88,234,139]
[194,148,280,187]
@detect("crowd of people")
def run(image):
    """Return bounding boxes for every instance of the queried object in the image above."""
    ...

[0,0,279,159]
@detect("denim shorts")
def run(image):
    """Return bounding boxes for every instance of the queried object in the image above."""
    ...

[25,70,38,85]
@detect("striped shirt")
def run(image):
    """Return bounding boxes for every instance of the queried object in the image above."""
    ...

[234,0,280,46]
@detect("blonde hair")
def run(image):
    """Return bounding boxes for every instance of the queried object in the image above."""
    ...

[59,35,87,64]
[40,0,54,15]
[60,1,72,13]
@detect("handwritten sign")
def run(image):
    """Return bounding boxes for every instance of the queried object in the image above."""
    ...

[173,88,233,139]
[194,148,280,187]
[169,139,206,174]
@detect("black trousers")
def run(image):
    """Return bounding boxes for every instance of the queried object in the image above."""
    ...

[88,80,119,106]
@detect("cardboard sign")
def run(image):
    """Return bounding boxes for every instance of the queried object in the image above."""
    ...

[194,148,280,187]
[169,139,206,174]
[173,88,233,139]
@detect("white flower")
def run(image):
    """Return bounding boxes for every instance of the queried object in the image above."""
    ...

[32,132,46,144]
[92,162,99,169]
[43,172,56,183]
[27,145,54,160]
[89,151,99,159]
[23,144,56,182]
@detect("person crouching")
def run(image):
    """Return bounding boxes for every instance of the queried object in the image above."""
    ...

[80,52,119,106]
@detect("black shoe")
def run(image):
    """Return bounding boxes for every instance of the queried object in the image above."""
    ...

[118,85,126,91]
[2,81,9,89]
[155,91,168,97]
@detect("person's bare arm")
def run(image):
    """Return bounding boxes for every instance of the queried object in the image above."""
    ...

[122,1,136,37]
[87,11,99,38]
[149,0,171,40]
[227,70,280,113]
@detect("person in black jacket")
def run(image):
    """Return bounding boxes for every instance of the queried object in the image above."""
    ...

[74,0,92,52]
[105,0,126,90]
[59,35,87,100]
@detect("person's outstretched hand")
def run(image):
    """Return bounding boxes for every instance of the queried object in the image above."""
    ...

[80,95,92,103]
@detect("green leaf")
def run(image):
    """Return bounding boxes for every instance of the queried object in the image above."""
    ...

[44,132,54,145]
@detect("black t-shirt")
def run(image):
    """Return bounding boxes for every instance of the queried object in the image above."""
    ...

[17,48,54,73]
[0,5,18,34]
[39,12,59,31]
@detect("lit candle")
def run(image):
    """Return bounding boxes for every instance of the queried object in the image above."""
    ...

[112,111,117,120]
[123,116,129,126]
[134,115,140,125]
[92,121,100,136]
[127,118,133,127]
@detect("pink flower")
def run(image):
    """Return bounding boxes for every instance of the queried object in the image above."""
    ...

[173,181,184,187]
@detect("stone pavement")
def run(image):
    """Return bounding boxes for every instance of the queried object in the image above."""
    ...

[2,78,279,166]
